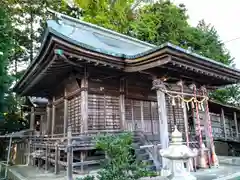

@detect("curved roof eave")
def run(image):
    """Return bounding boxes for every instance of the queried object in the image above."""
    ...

[13,14,240,94]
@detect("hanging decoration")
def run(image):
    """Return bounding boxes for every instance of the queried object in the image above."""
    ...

[157,81,208,111]
[171,97,176,106]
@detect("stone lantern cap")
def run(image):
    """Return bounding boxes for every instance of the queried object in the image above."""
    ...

[171,125,183,144]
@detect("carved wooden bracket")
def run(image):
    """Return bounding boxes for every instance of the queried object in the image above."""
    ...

[152,79,166,90]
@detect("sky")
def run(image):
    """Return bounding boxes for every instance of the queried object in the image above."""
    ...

[172,0,240,69]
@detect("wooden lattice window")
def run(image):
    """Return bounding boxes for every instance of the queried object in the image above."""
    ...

[125,99,159,135]
[150,102,159,135]
[68,95,81,133]
[88,94,120,130]
[166,96,184,133]
[55,102,64,134]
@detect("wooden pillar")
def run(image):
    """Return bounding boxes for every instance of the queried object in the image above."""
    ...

[55,142,59,174]
[30,107,35,130]
[45,143,49,171]
[203,103,211,149]
[153,79,169,170]
[64,88,68,137]
[119,78,126,130]
[221,108,227,140]
[183,102,189,147]
[46,103,51,135]
[51,97,56,137]
[81,70,88,133]
[131,100,135,130]
[153,79,169,148]
[67,127,73,180]
[234,111,239,139]
[39,115,43,135]
[140,101,144,132]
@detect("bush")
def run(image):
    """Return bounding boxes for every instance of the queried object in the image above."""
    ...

[77,132,157,180]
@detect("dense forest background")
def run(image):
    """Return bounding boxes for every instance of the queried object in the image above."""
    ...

[0,0,239,134]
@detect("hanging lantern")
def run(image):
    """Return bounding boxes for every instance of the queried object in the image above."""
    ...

[172,97,176,106]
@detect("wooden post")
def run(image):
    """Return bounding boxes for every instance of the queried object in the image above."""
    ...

[30,107,35,130]
[234,112,239,139]
[51,97,56,137]
[203,103,211,149]
[64,88,68,137]
[221,108,227,140]
[40,115,44,135]
[131,100,135,130]
[46,104,51,135]
[55,142,59,174]
[45,143,49,171]
[183,102,189,147]
[5,135,13,179]
[80,152,84,174]
[119,78,126,130]
[140,101,144,132]
[67,127,73,180]
[81,70,88,133]
[28,108,35,166]
[152,79,169,169]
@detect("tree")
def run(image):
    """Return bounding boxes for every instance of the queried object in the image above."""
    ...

[130,1,237,105]
[0,5,13,113]
[130,1,190,46]
[73,0,135,34]
[186,20,233,65]
[2,0,70,113]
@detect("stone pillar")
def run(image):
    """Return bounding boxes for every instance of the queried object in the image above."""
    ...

[152,79,169,170]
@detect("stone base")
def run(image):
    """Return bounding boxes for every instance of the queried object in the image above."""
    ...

[138,176,167,180]
[168,172,196,180]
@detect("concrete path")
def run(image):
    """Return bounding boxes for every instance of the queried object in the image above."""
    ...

[5,157,240,180]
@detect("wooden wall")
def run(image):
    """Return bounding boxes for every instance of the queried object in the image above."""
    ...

[46,74,240,144]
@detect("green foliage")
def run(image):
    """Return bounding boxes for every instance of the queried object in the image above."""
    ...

[131,1,190,46]
[0,112,29,135]
[130,1,237,105]
[77,133,157,180]
[0,5,14,113]
[74,0,135,34]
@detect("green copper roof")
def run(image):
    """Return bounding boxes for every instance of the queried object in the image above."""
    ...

[47,18,154,58]
[46,13,240,73]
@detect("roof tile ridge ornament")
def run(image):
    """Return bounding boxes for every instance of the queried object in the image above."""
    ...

[152,78,166,90]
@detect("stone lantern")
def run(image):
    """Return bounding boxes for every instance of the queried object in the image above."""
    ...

[160,126,198,180]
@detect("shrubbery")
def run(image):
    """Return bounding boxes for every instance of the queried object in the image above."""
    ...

[77,132,157,180]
